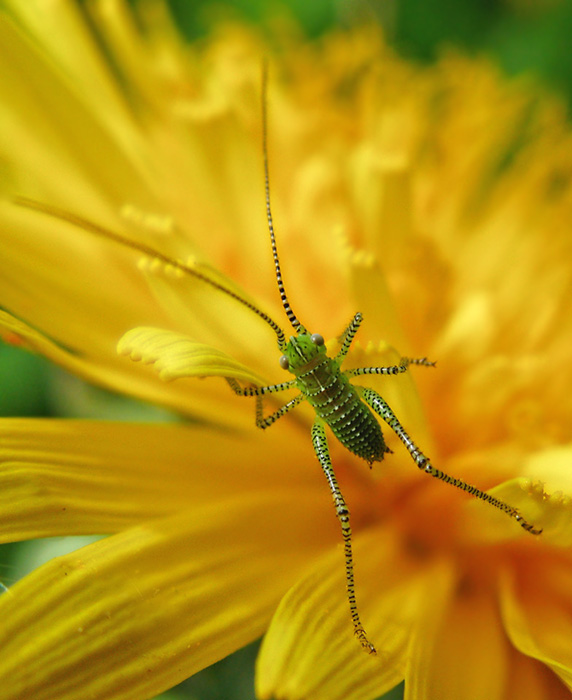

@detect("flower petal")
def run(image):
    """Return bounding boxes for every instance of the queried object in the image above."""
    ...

[461,477,572,547]
[118,326,266,384]
[505,647,571,700]
[522,446,572,493]
[0,308,118,389]
[0,417,323,542]
[500,559,572,692]
[0,490,333,700]
[0,257,251,430]
[257,528,434,700]
[138,255,284,379]
[346,245,407,353]
[406,569,508,700]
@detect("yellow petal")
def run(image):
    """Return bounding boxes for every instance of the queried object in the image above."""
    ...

[118,326,267,384]
[522,446,572,493]
[0,12,151,209]
[407,573,508,700]
[0,237,249,428]
[257,528,433,700]
[500,562,572,691]
[346,245,407,352]
[504,648,571,700]
[1,0,140,143]
[0,309,82,372]
[461,477,572,547]
[0,417,322,542]
[0,491,333,700]
[139,255,283,378]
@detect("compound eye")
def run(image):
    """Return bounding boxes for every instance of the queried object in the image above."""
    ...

[279,355,289,370]
[311,333,324,346]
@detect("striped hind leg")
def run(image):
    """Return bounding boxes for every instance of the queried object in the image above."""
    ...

[360,387,541,535]
[311,418,377,654]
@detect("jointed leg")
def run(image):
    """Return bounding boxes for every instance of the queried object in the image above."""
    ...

[226,377,296,397]
[312,418,376,654]
[345,356,435,379]
[335,310,435,377]
[254,393,304,428]
[226,377,300,430]
[359,387,541,535]
[335,312,364,365]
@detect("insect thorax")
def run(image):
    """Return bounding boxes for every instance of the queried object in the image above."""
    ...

[286,334,388,465]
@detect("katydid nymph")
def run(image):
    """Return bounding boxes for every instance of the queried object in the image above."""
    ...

[15,67,542,656]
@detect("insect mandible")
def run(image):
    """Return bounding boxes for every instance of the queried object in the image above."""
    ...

[15,65,542,656]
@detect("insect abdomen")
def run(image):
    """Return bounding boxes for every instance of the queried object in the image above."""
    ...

[296,357,387,464]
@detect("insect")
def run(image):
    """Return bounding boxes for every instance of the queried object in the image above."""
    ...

[15,67,542,655]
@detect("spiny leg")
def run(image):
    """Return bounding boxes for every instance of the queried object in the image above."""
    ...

[254,393,304,428]
[226,377,301,429]
[226,377,296,397]
[359,387,542,535]
[334,309,434,376]
[311,418,376,654]
[335,312,364,365]
[345,356,436,379]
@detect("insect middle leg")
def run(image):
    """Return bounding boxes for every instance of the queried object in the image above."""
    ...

[226,377,301,429]
[344,356,435,379]
[359,387,542,535]
[312,418,376,655]
[335,311,435,376]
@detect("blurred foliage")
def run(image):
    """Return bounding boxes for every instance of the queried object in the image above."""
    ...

[3,1,572,698]
[0,344,51,417]
[167,0,572,105]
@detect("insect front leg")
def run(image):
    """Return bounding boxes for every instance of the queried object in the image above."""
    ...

[359,387,541,535]
[253,393,304,428]
[311,418,376,655]
[335,312,363,364]
[226,377,301,429]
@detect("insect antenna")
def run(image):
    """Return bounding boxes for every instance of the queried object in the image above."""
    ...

[12,196,288,348]
[261,63,307,336]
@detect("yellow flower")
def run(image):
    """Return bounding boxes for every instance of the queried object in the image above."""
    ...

[1,1,572,699]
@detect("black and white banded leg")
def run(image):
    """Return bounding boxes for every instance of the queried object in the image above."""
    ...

[311,418,377,654]
[226,377,301,429]
[360,386,542,535]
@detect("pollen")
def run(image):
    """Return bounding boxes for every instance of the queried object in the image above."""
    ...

[120,204,173,235]
[348,248,376,270]
[137,256,183,279]
[163,263,185,279]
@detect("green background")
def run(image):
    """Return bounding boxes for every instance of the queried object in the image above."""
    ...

[2,1,572,698]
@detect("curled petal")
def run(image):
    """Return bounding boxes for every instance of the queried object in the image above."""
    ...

[462,478,572,547]
[118,326,266,384]
[522,447,572,494]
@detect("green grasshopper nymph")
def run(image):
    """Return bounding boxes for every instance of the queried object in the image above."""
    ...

[15,66,542,655]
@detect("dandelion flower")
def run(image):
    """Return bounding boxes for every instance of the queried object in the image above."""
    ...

[0,2,572,699]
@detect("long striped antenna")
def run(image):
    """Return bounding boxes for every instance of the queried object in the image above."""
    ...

[13,197,288,349]
[261,63,307,335]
